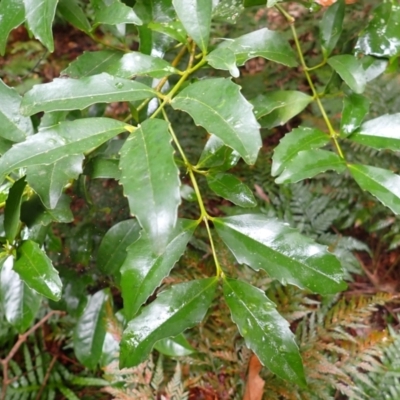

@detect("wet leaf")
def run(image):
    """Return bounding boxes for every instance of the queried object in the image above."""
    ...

[58,0,91,33]
[154,334,195,357]
[361,56,388,82]
[214,214,346,294]
[62,50,178,79]
[121,219,196,320]
[120,278,217,368]
[349,164,400,215]
[0,118,128,181]
[14,240,62,301]
[0,256,41,333]
[26,155,84,209]
[275,149,346,184]
[212,28,297,68]
[23,0,58,52]
[94,0,142,26]
[327,55,367,94]
[0,0,25,55]
[251,91,313,129]
[320,0,345,58]
[206,48,240,78]
[119,119,181,252]
[340,93,370,136]
[348,114,400,151]
[0,79,33,142]
[272,126,329,177]
[97,219,141,277]
[356,3,400,58]
[172,0,212,52]
[224,278,306,387]
[4,177,26,243]
[172,78,261,165]
[74,289,109,369]
[207,172,257,207]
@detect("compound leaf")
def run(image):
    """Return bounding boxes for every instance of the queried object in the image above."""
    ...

[120,278,217,368]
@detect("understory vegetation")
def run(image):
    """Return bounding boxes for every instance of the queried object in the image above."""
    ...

[0,0,400,399]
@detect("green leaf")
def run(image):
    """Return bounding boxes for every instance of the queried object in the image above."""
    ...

[62,50,178,79]
[172,78,261,165]
[120,278,217,368]
[0,118,128,181]
[94,0,142,26]
[0,79,33,142]
[224,278,306,387]
[210,28,297,68]
[275,149,346,184]
[154,334,195,357]
[148,21,188,45]
[327,55,367,94]
[0,0,25,56]
[243,0,267,6]
[251,91,313,129]
[206,48,240,78]
[4,177,26,243]
[197,135,240,170]
[348,164,400,215]
[348,114,400,151]
[58,0,91,33]
[21,73,156,115]
[84,158,121,180]
[356,3,400,58]
[0,256,41,333]
[207,172,257,207]
[23,0,58,52]
[74,289,109,369]
[172,0,212,52]
[119,119,181,252]
[271,126,329,177]
[361,56,388,82]
[214,214,346,294]
[26,155,83,209]
[14,240,62,301]
[340,93,370,136]
[121,219,196,320]
[319,0,345,58]
[97,219,141,276]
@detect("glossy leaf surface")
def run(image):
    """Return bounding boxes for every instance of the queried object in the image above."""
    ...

[320,0,344,58]
[362,56,388,82]
[206,48,240,78]
[120,278,217,368]
[197,135,240,170]
[97,219,141,276]
[172,0,212,52]
[207,172,256,207]
[340,93,370,136]
[58,0,91,33]
[119,119,181,252]
[251,91,312,129]
[14,240,62,301]
[271,127,329,177]
[348,114,400,151]
[0,256,41,333]
[212,28,297,67]
[23,0,58,52]
[0,79,33,142]
[0,118,128,181]
[21,73,156,115]
[356,3,400,58]
[26,155,84,209]
[275,149,346,184]
[62,50,178,79]
[154,334,195,357]
[327,55,367,94]
[94,0,142,26]
[121,219,196,320]
[74,290,109,369]
[0,0,25,55]
[172,78,261,165]
[4,177,26,243]
[224,278,306,386]
[214,214,346,294]
[349,164,400,215]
